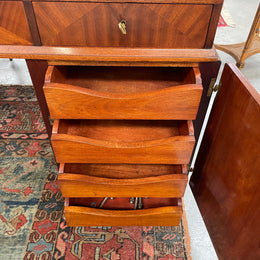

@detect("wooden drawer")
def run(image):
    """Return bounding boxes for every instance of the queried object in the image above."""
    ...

[0,1,32,45]
[58,163,188,198]
[33,2,212,48]
[64,197,182,226]
[44,66,202,120]
[51,119,195,164]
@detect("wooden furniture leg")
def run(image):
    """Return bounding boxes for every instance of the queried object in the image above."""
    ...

[26,60,51,137]
[215,4,260,69]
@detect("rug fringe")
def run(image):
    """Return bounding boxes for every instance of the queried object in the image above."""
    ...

[221,6,236,27]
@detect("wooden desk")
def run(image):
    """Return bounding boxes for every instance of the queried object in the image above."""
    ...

[1,1,259,259]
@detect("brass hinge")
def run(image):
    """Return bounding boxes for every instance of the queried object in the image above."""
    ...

[187,164,194,173]
[49,116,54,126]
[207,78,222,97]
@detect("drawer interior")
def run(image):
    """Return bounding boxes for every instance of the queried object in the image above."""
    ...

[56,119,193,142]
[61,163,185,179]
[67,197,180,210]
[49,66,199,94]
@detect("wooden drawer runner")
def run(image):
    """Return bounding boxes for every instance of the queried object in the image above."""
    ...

[64,197,182,226]
[58,163,188,198]
[33,2,212,48]
[44,66,202,120]
[52,119,195,164]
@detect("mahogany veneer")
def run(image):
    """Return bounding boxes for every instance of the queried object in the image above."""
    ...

[33,2,212,48]
[0,1,32,45]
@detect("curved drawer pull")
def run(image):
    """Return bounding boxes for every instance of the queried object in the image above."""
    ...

[118,20,126,34]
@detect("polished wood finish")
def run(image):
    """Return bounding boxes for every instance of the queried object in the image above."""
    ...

[0,46,219,65]
[0,0,224,228]
[0,1,32,45]
[23,1,42,46]
[61,163,186,179]
[44,66,202,120]
[52,119,195,164]
[59,162,187,197]
[204,3,223,48]
[34,2,212,48]
[32,0,223,3]
[190,64,260,260]
[64,198,182,226]
[59,173,188,198]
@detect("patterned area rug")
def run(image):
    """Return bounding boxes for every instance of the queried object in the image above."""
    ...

[0,85,191,259]
[0,85,51,258]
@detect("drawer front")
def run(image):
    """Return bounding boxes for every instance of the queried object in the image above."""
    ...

[44,66,202,120]
[64,198,182,226]
[33,2,212,48]
[64,206,182,226]
[45,84,202,120]
[52,135,195,164]
[0,1,32,45]
[52,119,195,164]
[58,173,188,198]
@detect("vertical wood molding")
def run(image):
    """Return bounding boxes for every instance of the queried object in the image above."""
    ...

[23,0,42,46]
[204,3,223,48]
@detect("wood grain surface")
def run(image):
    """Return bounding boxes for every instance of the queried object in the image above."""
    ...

[0,1,32,45]
[34,2,212,48]
[52,119,195,164]
[44,65,202,120]
[26,60,51,136]
[0,46,219,65]
[64,204,182,226]
[58,172,188,197]
[190,64,260,260]
[23,1,41,46]
[32,0,223,3]
[61,163,186,179]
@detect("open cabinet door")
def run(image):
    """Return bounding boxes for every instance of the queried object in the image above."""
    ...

[190,63,260,260]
